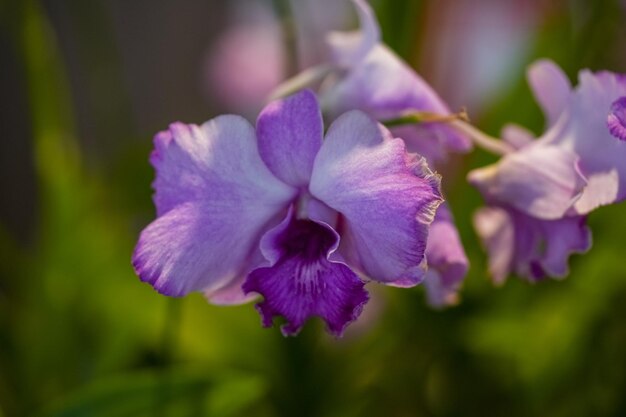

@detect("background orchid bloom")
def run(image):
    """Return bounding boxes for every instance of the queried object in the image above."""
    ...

[472,60,626,219]
[319,0,471,164]
[541,68,626,214]
[468,59,626,282]
[304,0,470,306]
[132,89,443,336]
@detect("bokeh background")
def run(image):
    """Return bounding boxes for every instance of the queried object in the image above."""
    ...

[1,0,626,416]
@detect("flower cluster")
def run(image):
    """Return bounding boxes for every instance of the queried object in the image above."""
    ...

[132,0,626,336]
[470,60,626,282]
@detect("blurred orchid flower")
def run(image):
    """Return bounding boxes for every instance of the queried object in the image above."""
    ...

[132,90,442,336]
[204,2,286,116]
[470,59,626,282]
[317,0,470,306]
[319,0,472,164]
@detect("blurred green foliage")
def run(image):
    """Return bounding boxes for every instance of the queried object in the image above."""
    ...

[1,0,626,416]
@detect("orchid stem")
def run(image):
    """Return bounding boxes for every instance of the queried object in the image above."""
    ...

[450,120,514,156]
[381,110,514,156]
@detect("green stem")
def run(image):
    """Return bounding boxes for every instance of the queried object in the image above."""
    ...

[381,110,514,156]
[156,297,182,417]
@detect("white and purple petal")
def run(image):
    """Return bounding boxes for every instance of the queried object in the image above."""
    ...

[310,111,443,286]
[243,211,368,337]
[133,117,296,296]
[468,144,586,220]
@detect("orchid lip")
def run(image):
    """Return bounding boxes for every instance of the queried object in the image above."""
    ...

[607,96,626,141]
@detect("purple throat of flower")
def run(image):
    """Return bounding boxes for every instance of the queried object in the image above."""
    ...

[242,212,369,338]
[608,96,626,141]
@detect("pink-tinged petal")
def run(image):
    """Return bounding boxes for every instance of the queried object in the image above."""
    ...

[243,213,368,337]
[256,90,323,187]
[473,207,515,285]
[544,70,626,213]
[423,204,468,307]
[326,0,380,67]
[527,59,572,127]
[310,111,443,286]
[134,117,296,296]
[607,96,626,141]
[474,206,591,283]
[204,274,258,306]
[501,123,535,149]
[468,145,586,220]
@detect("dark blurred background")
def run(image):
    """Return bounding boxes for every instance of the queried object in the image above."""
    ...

[1,0,626,416]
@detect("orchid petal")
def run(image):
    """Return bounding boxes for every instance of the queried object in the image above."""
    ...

[133,118,296,296]
[256,89,323,187]
[473,207,515,285]
[326,0,380,67]
[501,123,535,149]
[544,70,626,213]
[423,204,468,307]
[320,44,471,159]
[474,206,591,283]
[527,59,572,127]
[468,145,586,220]
[310,111,443,286]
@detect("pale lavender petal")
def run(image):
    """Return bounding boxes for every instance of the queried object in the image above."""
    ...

[243,213,368,337]
[501,123,535,149]
[468,145,586,220]
[607,96,626,141]
[320,0,470,160]
[544,70,626,213]
[326,0,380,67]
[256,90,323,187]
[323,45,453,120]
[474,206,591,283]
[423,204,468,307]
[473,206,515,285]
[527,59,571,127]
[310,111,443,286]
[320,44,471,158]
[133,118,296,296]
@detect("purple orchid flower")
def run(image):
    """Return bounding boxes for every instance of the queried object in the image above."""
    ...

[468,59,626,282]
[132,89,443,336]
